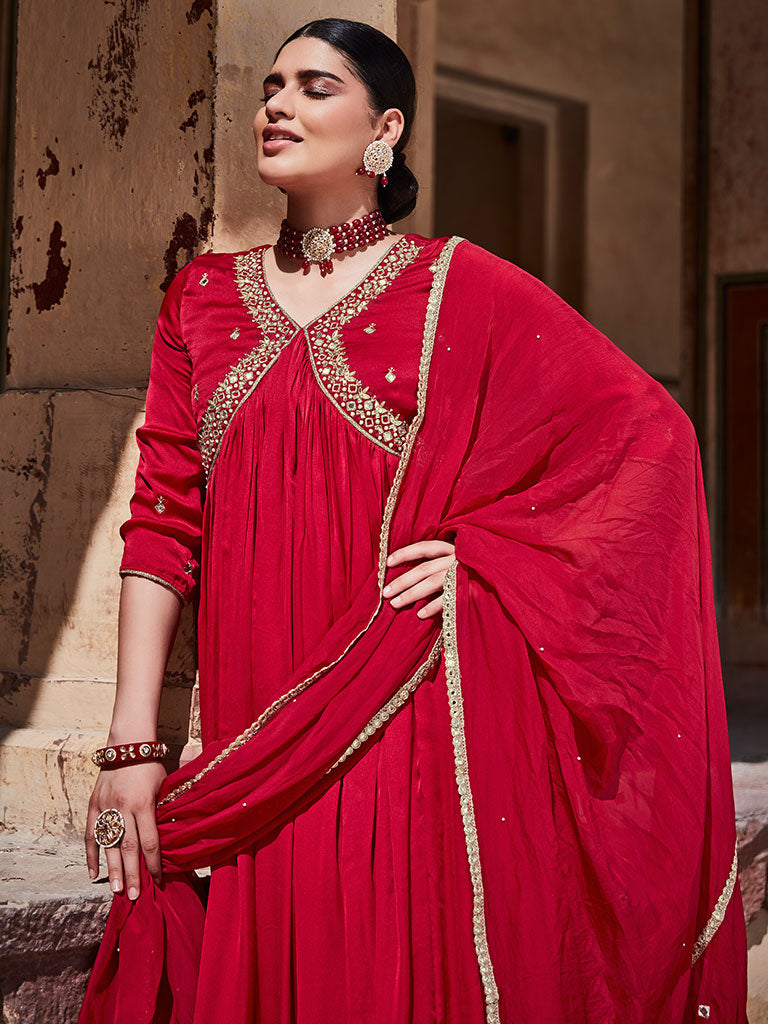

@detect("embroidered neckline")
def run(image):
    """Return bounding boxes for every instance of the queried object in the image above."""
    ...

[199,235,427,477]
[259,234,416,333]
[302,236,423,455]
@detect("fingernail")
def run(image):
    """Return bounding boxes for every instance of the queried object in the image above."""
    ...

[382,585,391,595]
[88,867,97,879]
[128,887,139,900]
[387,555,393,564]
[111,879,122,893]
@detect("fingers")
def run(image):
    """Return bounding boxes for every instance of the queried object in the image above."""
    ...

[135,804,163,886]
[86,804,160,898]
[384,554,455,600]
[386,567,449,612]
[119,812,142,900]
[85,762,167,895]
[416,594,444,619]
[387,539,455,565]
[105,837,125,895]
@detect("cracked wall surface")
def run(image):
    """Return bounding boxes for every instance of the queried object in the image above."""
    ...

[7,0,215,388]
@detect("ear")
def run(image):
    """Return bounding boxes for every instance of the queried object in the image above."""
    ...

[376,108,405,149]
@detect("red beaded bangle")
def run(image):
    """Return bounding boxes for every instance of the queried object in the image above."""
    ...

[91,741,169,769]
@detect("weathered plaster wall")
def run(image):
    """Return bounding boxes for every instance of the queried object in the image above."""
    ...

[7,0,215,388]
[436,0,684,381]
[396,0,437,239]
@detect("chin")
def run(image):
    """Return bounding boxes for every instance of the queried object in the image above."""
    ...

[256,161,291,190]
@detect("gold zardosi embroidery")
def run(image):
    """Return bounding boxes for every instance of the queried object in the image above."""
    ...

[303,238,421,456]
[196,252,299,479]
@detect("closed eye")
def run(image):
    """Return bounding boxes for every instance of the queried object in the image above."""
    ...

[260,89,329,102]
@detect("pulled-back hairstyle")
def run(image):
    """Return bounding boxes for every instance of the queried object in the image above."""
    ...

[275,18,419,223]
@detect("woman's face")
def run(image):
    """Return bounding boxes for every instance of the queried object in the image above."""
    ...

[254,36,401,194]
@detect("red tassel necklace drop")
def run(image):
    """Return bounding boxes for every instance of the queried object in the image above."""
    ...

[275,209,390,274]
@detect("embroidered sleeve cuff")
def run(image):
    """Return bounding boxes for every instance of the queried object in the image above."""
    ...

[118,568,191,604]
[119,529,199,605]
[118,564,197,605]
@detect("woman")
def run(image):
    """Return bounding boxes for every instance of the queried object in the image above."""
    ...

[79,17,747,1024]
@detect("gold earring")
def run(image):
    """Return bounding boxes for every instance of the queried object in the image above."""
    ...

[355,140,394,186]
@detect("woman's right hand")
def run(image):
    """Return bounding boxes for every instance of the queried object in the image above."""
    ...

[85,759,167,899]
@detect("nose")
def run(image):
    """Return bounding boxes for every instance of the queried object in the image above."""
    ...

[264,86,294,122]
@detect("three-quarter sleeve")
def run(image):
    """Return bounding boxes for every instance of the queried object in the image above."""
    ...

[118,261,204,605]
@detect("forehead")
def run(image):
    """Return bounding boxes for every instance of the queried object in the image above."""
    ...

[270,36,354,78]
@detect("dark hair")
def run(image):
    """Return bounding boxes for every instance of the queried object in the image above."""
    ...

[275,18,419,223]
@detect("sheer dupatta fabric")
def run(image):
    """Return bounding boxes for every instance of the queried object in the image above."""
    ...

[79,238,747,1023]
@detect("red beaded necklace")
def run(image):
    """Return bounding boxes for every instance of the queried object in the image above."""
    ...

[275,209,390,274]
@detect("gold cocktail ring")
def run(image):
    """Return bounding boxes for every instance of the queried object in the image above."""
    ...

[94,807,126,848]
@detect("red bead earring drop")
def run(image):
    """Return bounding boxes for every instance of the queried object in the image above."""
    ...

[356,140,394,187]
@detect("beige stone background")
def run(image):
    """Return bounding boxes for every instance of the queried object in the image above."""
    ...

[0,0,766,1020]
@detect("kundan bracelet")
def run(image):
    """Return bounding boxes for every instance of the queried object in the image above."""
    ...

[91,740,169,769]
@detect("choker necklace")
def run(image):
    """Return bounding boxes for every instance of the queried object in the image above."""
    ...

[275,209,390,274]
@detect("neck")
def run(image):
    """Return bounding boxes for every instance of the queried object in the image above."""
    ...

[284,193,381,232]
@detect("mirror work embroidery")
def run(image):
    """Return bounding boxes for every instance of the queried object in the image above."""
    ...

[302,238,422,454]
[197,239,423,478]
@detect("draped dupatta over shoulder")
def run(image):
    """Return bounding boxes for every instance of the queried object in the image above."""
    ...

[80,238,747,1023]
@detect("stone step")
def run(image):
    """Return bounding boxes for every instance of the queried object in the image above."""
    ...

[0,832,111,1023]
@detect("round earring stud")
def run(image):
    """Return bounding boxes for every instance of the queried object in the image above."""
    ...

[356,140,394,185]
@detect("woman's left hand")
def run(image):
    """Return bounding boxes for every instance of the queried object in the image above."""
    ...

[383,539,456,619]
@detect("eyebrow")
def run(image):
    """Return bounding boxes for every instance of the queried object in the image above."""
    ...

[263,69,345,88]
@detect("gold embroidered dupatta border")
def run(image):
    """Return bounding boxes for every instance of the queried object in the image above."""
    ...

[691,839,739,966]
[442,560,501,1022]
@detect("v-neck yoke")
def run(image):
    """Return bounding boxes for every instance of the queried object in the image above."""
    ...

[258,233,420,333]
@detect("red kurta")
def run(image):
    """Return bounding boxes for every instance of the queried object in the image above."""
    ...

[118,234,484,1021]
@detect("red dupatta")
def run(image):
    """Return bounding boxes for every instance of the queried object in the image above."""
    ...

[79,236,747,1023]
